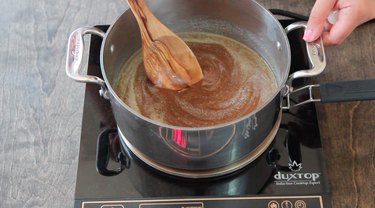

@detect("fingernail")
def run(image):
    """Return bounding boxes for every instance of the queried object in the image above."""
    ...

[303,29,314,41]
[328,11,338,25]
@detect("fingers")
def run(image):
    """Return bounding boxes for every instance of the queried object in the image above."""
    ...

[304,0,337,42]
[321,11,358,45]
[323,21,333,32]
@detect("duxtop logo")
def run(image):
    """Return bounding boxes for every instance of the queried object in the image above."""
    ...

[288,160,302,172]
[274,160,321,186]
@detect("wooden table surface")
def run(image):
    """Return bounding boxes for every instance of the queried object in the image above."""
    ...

[1,0,374,207]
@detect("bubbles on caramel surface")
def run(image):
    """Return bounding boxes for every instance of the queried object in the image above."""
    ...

[115,32,277,127]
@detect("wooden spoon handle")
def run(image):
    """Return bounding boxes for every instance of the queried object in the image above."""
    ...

[127,0,153,43]
[128,0,174,41]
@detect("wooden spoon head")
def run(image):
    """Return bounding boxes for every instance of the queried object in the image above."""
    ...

[127,0,203,90]
[142,37,203,90]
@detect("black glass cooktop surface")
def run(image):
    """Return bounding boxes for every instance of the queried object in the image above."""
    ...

[74,20,331,208]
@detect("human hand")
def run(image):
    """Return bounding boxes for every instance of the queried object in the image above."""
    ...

[303,0,375,45]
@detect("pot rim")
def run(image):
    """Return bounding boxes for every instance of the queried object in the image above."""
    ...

[100,0,291,131]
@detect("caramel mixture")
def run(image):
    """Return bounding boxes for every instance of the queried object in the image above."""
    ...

[115,32,277,127]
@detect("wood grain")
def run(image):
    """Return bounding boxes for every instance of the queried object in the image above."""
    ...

[127,0,204,90]
[0,0,125,207]
[0,0,374,207]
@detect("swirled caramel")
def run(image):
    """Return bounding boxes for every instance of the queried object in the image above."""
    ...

[115,32,277,127]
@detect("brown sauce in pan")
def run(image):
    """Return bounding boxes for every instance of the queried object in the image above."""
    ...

[115,32,277,127]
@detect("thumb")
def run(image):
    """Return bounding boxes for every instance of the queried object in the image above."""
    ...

[304,0,337,42]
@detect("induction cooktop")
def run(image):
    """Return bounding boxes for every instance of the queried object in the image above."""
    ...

[73,18,331,208]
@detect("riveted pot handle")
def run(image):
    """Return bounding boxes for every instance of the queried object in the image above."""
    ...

[66,27,110,99]
[282,22,326,109]
[285,22,326,90]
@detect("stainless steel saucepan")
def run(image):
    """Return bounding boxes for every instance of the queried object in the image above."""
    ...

[66,0,375,178]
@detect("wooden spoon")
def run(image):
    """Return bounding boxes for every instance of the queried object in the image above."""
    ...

[127,0,203,90]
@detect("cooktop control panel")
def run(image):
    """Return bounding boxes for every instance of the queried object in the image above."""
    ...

[78,195,328,208]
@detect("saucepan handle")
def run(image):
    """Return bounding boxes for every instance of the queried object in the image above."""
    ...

[282,21,326,109]
[319,79,375,103]
[284,21,326,90]
[65,26,110,99]
[281,79,375,108]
